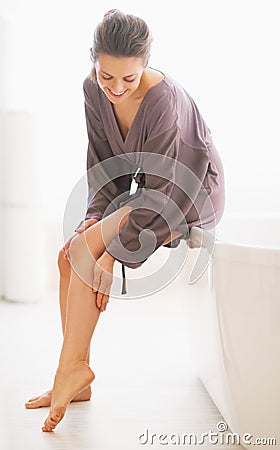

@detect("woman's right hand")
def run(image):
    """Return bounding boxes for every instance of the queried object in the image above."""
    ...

[75,218,99,233]
[63,218,99,260]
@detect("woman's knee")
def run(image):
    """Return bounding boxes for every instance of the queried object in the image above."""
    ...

[67,234,84,260]
[66,206,132,265]
[67,233,98,267]
[67,233,99,286]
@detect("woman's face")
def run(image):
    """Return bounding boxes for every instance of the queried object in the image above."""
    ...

[95,53,145,104]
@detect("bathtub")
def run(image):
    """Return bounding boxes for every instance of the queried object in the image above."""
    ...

[185,213,280,448]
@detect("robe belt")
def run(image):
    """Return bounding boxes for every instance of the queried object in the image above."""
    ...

[120,168,144,295]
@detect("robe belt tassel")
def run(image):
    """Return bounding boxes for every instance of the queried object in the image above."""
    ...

[121,264,127,295]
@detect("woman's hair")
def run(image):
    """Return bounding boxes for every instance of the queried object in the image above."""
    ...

[90,9,153,83]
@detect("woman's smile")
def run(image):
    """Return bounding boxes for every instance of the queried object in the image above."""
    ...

[107,88,128,98]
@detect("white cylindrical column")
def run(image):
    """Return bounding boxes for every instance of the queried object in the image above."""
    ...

[0,16,8,110]
[0,111,44,302]
[0,16,8,298]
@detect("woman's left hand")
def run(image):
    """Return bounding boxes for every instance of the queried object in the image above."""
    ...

[92,251,115,312]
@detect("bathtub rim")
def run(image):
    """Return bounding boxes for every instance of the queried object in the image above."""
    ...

[213,240,280,267]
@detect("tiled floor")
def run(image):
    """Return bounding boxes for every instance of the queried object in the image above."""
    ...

[0,282,240,450]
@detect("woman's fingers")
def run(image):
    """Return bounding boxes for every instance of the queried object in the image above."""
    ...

[63,235,77,260]
[75,218,99,234]
[75,226,84,233]
[100,294,109,312]
[62,219,99,260]
[63,231,81,257]
[96,290,103,308]
[93,268,112,311]
[97,286,110,312]
[96,290,109,311]
[92,265,102,295]
[95,279,111,309]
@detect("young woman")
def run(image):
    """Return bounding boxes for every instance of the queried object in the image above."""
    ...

[25,9,225,431]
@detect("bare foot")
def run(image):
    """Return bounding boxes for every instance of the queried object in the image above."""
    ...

[42,361,95,432]
[25,385,92,409]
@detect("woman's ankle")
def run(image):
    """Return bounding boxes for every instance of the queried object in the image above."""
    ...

[58,359,89,371]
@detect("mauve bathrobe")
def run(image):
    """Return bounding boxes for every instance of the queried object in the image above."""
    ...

[76,72,225,294]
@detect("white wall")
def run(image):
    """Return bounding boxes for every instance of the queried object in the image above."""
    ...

[1,0,279,290]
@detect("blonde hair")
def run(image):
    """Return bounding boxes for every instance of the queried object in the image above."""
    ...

[90,9,153,83]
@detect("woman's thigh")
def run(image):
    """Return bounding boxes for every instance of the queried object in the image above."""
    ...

[83,205,133,257]
[70,204,183,267]
[83,205,183,250]
[67,205,133,286]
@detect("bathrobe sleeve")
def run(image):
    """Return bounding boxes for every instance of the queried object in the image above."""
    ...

[75,80,129,229]
[105,94,210,268]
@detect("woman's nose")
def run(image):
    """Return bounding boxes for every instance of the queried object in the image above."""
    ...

[111,82,124,93]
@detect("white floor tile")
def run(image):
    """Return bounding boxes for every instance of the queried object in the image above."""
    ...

[0,288,240,449]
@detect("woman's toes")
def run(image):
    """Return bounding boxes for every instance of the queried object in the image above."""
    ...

[27,395,40,402]
[50,408,63,423]
[25,398,42,408]
[25,392,51,408]
[42,406,64,432]
[25,400,36,408]
[42,425,54,432]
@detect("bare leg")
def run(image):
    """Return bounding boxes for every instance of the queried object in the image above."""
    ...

[25,249,91,408]
[42,206,133,431]
[26,210,181,413]
[41,273,98,431]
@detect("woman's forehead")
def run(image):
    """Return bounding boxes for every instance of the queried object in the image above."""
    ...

[96,53,143,76]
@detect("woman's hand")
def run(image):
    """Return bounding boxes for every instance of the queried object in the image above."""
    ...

[75,218,99,233]
[63,218,99,260]
[92,251,115,312]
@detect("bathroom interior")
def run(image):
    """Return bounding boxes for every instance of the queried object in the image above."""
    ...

[0,1,279,449]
